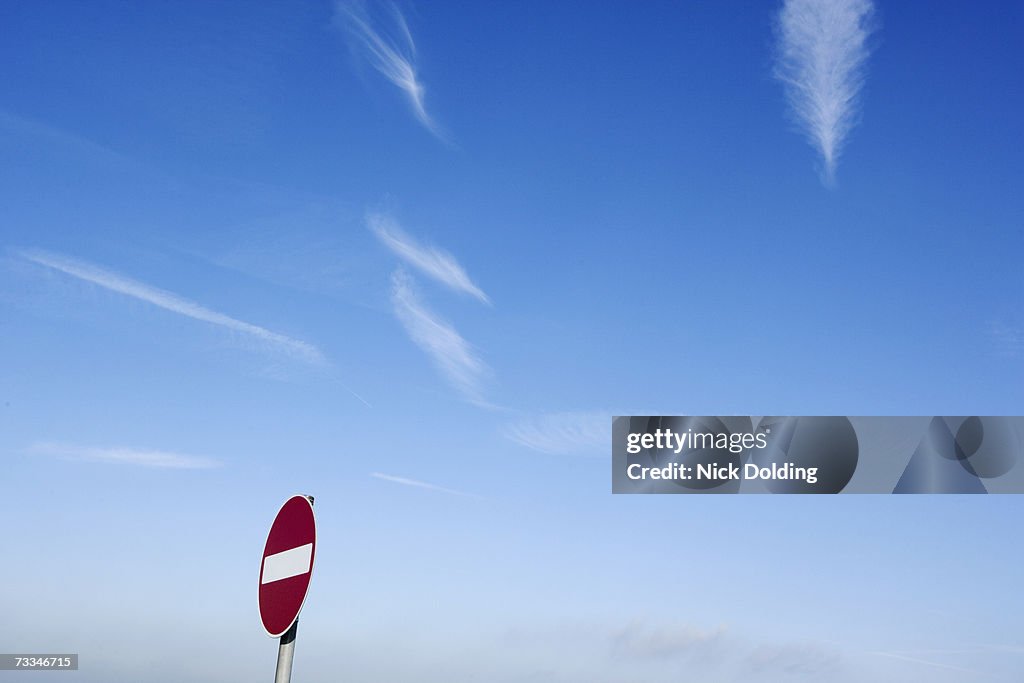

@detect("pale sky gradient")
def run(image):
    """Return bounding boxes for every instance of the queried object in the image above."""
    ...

[1,1,1022,681]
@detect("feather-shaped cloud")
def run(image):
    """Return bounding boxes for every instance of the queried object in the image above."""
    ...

[774,0,876,184]
[390,268,489,403]
[335,0,443,137]
[370,212,490,304]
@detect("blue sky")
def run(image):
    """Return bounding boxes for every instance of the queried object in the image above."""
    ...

[1,1,1022,681]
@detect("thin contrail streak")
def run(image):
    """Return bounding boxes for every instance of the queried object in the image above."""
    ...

[20,248,326,364]
[21,249,375,407]
[370,472,480,498]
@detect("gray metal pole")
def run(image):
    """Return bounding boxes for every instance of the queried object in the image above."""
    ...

[274,621,298,683]
[273,495,313,683]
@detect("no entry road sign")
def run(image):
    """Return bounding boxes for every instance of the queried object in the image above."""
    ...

[259,495,317,638]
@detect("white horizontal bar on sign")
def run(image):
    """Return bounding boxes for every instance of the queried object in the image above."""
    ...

[262,543,313,584]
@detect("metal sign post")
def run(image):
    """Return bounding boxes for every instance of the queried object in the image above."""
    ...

[274,620,299,683]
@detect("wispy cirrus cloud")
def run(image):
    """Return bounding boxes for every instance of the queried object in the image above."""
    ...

[390,268,489,403]
[334,0,442,137]
[18,249,325,365]
[31,442,221,469]
[370,212,490,304]
[0,108,132,167]
[370,471,479,498]
[774,0,876,184]
[502,411,610,456]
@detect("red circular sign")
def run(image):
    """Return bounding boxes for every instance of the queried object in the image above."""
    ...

[258,495,317,637]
